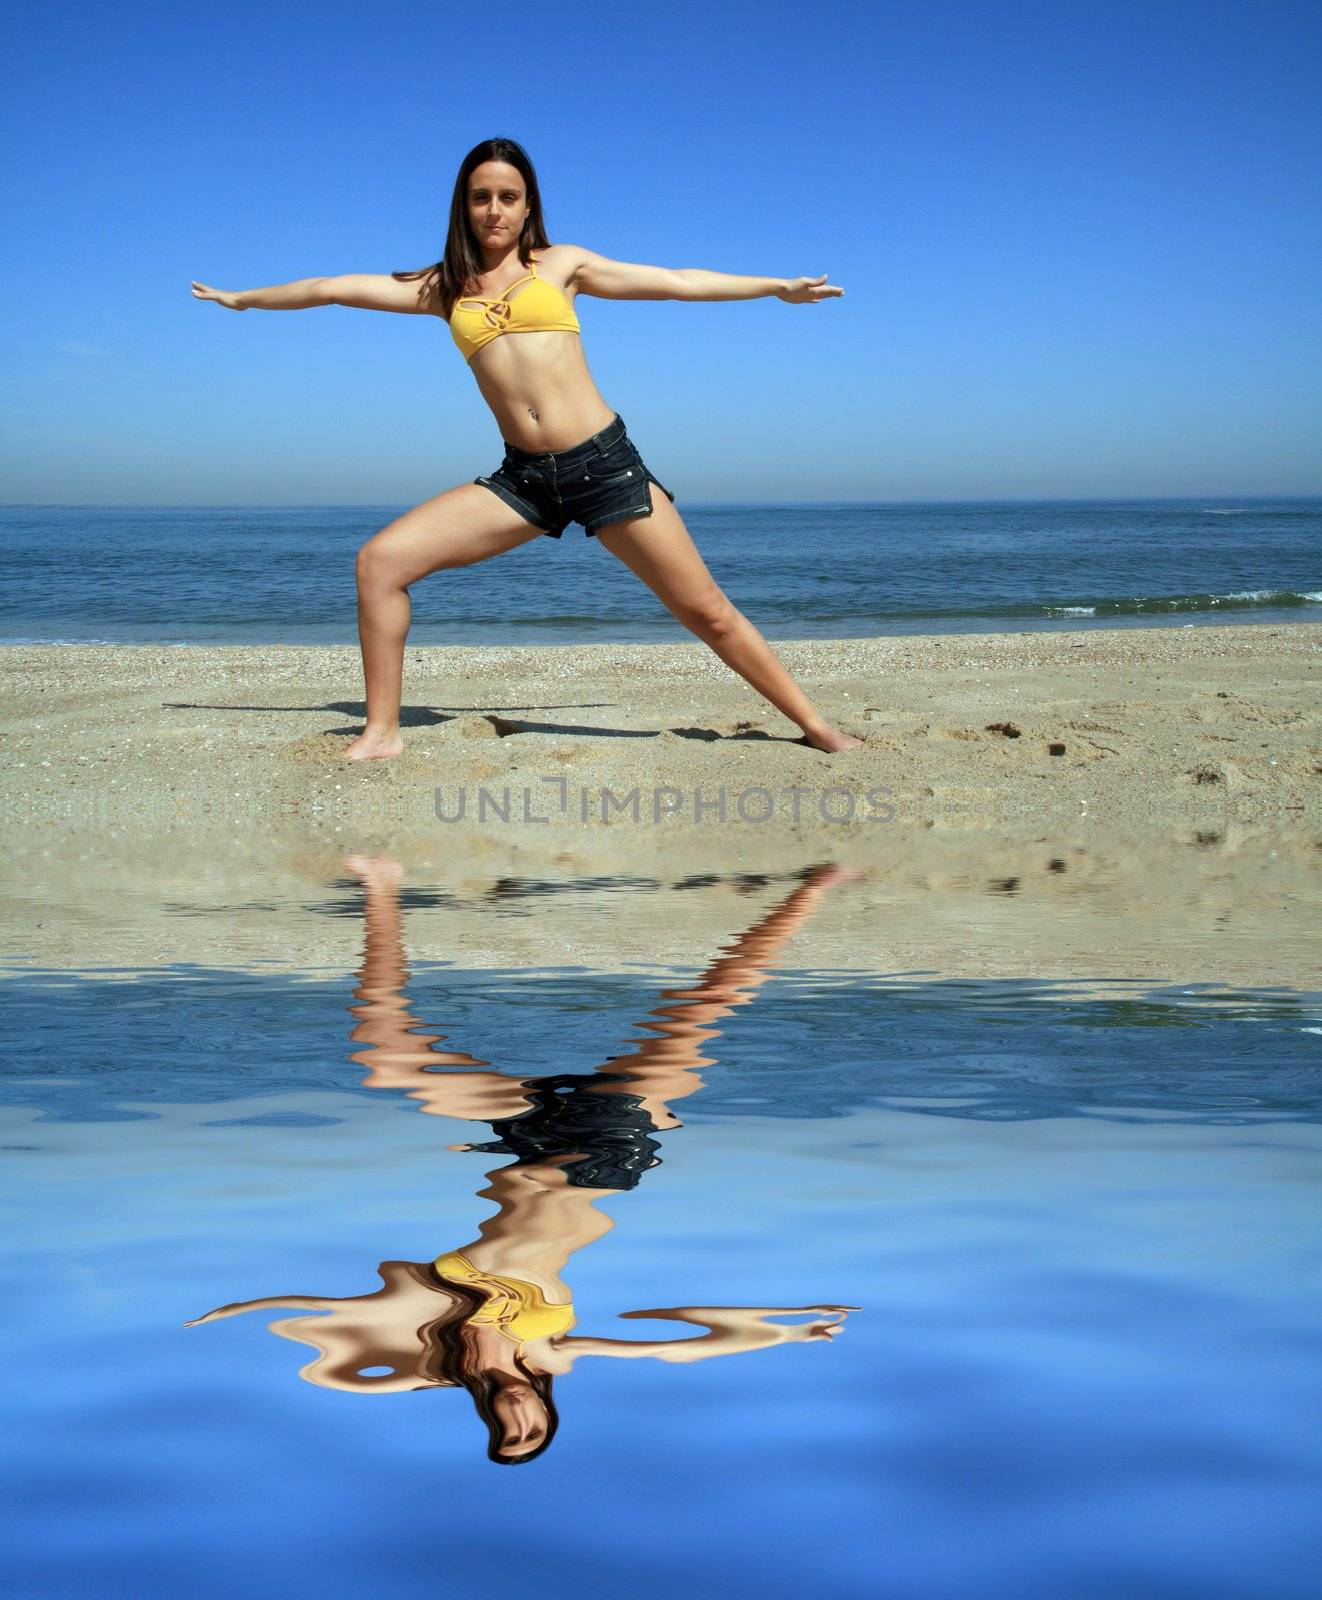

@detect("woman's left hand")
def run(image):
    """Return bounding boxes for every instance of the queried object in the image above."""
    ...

[782,1309,855,1341]
[777,274,844,303]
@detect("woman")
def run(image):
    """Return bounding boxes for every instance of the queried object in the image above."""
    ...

[186,855,862,1464]
[190,136,863,763]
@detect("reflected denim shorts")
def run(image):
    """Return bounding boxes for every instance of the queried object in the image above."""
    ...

[474,412,677,538]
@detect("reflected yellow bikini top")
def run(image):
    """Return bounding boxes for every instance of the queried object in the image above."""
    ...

[448,251,581,364]
[434,1250,576,1347]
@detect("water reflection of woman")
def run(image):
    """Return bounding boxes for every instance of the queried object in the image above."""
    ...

[187,859,861,1463]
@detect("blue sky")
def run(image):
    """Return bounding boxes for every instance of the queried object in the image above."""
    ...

[2,0,1319,504]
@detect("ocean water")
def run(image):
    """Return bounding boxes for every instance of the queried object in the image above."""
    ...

[2,859,1321,1599]
[1,497,1318,645]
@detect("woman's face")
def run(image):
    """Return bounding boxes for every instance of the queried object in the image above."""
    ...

[487,1377,550,1459]
[467,161,530,251]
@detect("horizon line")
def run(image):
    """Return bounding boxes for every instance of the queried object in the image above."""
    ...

[3,493,1321,511]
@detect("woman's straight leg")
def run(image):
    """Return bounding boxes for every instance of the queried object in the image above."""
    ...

[593,488,863,752]
[347,483,546,761]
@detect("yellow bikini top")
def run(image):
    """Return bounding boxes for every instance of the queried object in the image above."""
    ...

[448,251,581,364]
[433,1250,576,1348]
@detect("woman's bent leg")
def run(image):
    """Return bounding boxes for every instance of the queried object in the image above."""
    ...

[593,489,863,752]
[347,483,545,761]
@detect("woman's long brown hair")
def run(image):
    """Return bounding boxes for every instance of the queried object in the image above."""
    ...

[424,1265,561,1464]
[391,137,554,319]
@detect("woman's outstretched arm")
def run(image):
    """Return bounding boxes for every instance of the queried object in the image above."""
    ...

[183,1293,334,1325]
[190,275,438,313]
[562,1305,859,1363]
[564,246,843,303]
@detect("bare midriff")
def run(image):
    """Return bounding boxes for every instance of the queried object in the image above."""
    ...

[464,327,618,452]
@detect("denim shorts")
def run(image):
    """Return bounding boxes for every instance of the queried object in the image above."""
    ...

[474,412,676,538]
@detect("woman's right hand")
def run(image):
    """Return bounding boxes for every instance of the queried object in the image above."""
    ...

[779,1307,858,1341]
[190,280,246,311]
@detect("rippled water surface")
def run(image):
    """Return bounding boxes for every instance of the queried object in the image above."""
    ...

[3,860,1320,1599]
[2,497,1318,643]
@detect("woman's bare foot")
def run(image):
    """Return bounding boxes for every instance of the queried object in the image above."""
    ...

[344,727,404,762]
[343,854,404,885]
[802,865,866,889]
[801,725,864,752]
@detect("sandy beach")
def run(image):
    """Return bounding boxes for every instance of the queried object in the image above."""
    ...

[4,621,1319,988]
[3,623,1318,833]
[2,817,1317,990]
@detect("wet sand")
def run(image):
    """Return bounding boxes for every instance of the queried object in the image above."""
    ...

[3,814,1318,990]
